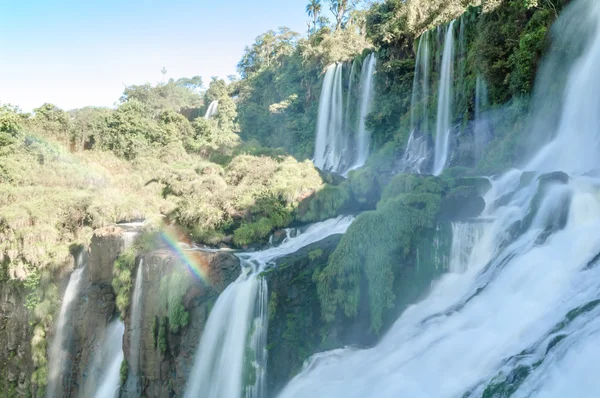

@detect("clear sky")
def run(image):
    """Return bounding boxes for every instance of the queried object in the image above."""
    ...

[0,0,316,111]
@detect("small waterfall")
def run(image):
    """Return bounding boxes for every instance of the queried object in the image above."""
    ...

[124,259,144,395]
[46,254,87,398]
[410,31,432,135]
[344,59,358,134]
[354,53,377,169]
[400,130,429,174]
[448,222,484,273]
[474,75,491,162]
[204,100,219,119]
[80,320,125,398]
[433,21,456,176]
[313,64,345,173]
[184,216,354,398]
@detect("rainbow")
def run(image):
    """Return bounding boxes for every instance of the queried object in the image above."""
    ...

[160,226,212,286]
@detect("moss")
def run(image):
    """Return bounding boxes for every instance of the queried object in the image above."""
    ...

[316,189,442,333]
[119,359,128,386]
[298,184,351,223]
[111,249,136,316]
[158,317,168,353]
[308,249,323,261]
[268,292,278,323]
[158,268,192,333]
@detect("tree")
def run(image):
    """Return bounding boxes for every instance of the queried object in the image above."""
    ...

[306,0,322,33]
[237,28,300,79]
[326,0,360,31]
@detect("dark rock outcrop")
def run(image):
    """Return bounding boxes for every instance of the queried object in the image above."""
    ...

[124,248,240,397]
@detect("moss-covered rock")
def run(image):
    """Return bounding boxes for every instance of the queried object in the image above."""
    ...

[263,234,343,397]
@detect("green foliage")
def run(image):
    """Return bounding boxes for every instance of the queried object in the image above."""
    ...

[119,359,128,386]
[158,317,168,353]
[315,180,442,333]
[298,184,351,223]
[112,249,136,316]
[268,292,278,322]
[308,248,323,261]
[158,269,192,333]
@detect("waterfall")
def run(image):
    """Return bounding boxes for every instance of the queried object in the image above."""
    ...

[204,100,219,119]
[354,53,377,169]
[433,21,456,176]
[449,222,483,274]
[46,254,86,398]
[400,130,429,174]
[403,30,434,174]
[410,31,431,135]
[80,320,125,398]
[184,216,355,398]
[313,64,345,173]
[124,259,144,395]
[474,75,491,162]
[314,54,378,175]
[277,2,600,397]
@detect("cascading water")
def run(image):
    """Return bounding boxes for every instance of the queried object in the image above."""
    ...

[184,216,354,398]
[314,55,377,175]
[353,53,377,169]
[474,74,491,162]
[204,100,219,119]
[449,222,484,274]
[80,320,125,398]
[124,259,144,396]
[278,1,600,396]
[314,64,345,173]
[46,254,86,398]
[433,21,456,176]
[400,130,430,174]
[404,30,432,174]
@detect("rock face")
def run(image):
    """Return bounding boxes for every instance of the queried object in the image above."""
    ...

[68,226,127,397]
[264,235,343,397]
[0,283,33,397]
[122,248,240,397]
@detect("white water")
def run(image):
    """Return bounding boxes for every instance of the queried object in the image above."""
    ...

[354,53,376,169]
[433,21,456,176]
[46,255,86,398]
[314,64,346,173]
[204,100,219,119]
[410,31,431,135]
[124,259,144,395]
[400,130,430,174]
[279,1,600,396]
[81,320,125,398]
[314,55,377,174]
[449,222,484,274]
[474,74,491,162]
[184,216,354,398]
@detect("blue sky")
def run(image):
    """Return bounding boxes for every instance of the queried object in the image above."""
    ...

[0,0,320,111]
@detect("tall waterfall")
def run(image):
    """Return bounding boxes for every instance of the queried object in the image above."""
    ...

[204,100,219,119]
[404,30,433,173]
[354,53,377,169]
[124,259,144,395]
[433,21,456,176]
[314,55,377,174]
[314,64,345,173]
[184,216,354,398]
[278,1,600,396]
[46,254,86,398]
[474,75,491,162]
[82,320,125,398]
